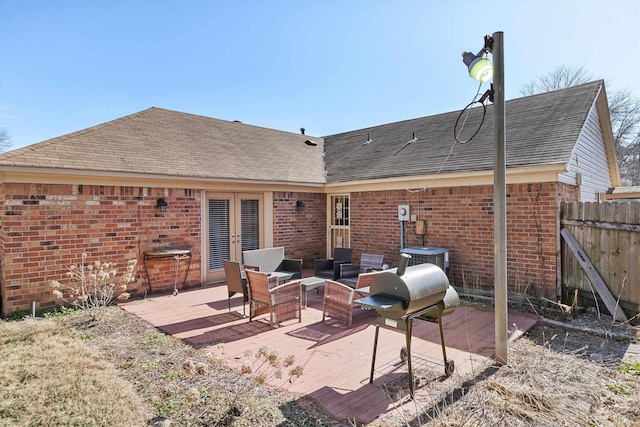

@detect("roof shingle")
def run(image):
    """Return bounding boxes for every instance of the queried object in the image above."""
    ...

[323,80,602,182]
[0,108,326,184]
[0,81,603,185]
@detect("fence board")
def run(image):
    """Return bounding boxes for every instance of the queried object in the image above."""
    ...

[561,201,640,319]
[561,229,627,322]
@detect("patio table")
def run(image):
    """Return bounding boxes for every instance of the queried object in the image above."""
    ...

[241,269,292,284]
[298,276,325,308]
[270,271,294,283]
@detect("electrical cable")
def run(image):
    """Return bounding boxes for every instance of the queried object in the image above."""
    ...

[407,81,490,194]
[454,81,487,144]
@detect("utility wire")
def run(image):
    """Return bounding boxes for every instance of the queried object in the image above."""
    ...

[408,81,489,194]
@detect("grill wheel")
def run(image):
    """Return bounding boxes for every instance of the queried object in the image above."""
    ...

[399,345,455,377]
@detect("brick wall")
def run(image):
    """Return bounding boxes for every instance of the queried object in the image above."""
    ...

[0,180,579,316]
[0,183,202,316]
[0,184,5,315]
[349,183,578,298]
[273,192,326,268]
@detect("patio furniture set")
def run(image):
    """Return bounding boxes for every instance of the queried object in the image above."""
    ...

[223,248,465,392]
[223,247,388,328]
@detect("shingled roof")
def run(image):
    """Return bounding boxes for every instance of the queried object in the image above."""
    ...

[323,80,603,182]
[0,107,326,184]
[0,81,605,186]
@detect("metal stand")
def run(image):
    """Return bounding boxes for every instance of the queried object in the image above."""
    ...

[143,250,192,295]
[369,304,454,399]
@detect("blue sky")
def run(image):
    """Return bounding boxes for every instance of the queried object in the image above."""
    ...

[1,0,639,150]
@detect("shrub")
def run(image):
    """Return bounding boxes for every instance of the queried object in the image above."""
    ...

[50,253,138,319]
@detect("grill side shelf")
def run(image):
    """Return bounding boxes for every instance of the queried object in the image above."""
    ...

[354,295,405,312]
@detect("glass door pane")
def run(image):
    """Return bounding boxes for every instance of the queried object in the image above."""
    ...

[205,193,263,283]
[208,198,231,272]
[240,198,260,252]
[328,195,350,256]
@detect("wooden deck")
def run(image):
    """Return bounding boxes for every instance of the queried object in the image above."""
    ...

[120,279,538,424]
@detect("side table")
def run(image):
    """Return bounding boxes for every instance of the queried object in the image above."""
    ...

[299,277,326,308]
[143,249,192,295]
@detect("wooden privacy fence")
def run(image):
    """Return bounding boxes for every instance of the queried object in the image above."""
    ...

[560,201,640,320]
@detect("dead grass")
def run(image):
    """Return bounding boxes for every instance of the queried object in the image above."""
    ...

[1,305,639,426]
[0,316,149,426]
[369,315,640,427]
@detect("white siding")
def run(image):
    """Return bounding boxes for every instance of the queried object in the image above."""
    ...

[565,105,613,201]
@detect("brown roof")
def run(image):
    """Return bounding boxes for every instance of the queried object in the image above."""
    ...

[0,81,608,186]
[323,80,604,182]
[0,107,326,184]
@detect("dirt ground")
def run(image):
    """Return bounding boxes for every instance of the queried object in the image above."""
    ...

[527,310,638,365]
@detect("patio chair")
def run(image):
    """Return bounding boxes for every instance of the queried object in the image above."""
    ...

[245,270,302,328]
[339,253,385,286]
[350,269,388,298]
[314,247,353,280]
[222,260,248,316]
[322,280,355,326]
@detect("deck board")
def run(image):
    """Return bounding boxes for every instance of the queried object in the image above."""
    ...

[120,279,538,424]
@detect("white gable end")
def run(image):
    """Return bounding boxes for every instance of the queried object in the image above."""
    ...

[564,105,613,201]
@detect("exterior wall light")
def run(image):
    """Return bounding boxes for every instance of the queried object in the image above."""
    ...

[157,197,168,212]
[296,200,305,210]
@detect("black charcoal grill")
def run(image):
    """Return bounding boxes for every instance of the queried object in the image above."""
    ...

[355,254,460,398]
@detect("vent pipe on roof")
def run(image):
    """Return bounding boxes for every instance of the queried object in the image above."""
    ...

[393,132,418,156]
[300,127,305,135]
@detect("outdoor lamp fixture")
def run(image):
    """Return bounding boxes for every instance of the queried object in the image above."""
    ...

[462,51,493,82]
[462,31,507,366]
[157,197,168,212]
[461,35,494,83]
[296,200,305,210]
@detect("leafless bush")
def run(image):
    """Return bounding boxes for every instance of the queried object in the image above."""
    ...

[50,252,138,320]
[177,345,304,426]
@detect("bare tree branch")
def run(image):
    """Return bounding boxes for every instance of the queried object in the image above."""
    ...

[0,128,12,153]
[520,65,592,96]
[521,66,640,185]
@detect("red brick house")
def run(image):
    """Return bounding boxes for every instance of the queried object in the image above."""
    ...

[0,81,620,316]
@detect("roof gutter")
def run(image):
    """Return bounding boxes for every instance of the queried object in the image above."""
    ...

[0,168,326,192]
[325,164,568,193]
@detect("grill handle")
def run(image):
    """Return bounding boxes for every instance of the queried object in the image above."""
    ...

[397,253,411,276]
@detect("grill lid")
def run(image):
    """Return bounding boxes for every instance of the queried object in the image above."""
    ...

[356,261,450,320]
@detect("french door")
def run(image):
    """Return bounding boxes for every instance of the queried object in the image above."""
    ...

[205,193,263,283]
[327,194,350,256]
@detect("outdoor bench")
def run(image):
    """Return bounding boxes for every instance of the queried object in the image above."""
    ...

[242,247,302,281]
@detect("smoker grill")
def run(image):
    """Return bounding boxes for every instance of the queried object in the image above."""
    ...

[355,254,460,398]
